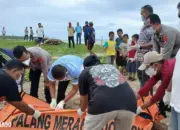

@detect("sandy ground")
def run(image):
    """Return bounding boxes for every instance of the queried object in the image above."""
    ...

[0,75,170,126]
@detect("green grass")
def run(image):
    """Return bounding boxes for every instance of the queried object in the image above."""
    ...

[0,39,104,58]
[0,39,107,81]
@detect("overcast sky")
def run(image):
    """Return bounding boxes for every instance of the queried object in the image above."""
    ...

[0,0,179,41]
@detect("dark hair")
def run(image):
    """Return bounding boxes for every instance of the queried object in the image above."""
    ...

[141,5,153,14]
[13,46,28,59]
[132,34,139,40]
[177,2,180,9]
[83,55,101,68]
[109,31,114,36]
[4,59,26,70]
[149,14,161,24]
[150,60,165,65]
[123,34,129,38]
[89,22,93,26]
[117,29,123,33]
[51,65,66,79]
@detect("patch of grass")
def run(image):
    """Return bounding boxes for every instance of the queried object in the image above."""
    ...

[0,39,104,58]
[0,39,106,81]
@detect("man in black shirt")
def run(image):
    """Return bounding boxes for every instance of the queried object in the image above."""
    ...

[77,55,137,130]
[0,48,24,92]
[0,60,41,119]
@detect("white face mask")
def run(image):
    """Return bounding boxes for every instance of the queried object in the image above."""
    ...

[22,58,31,66]
[145,67,157,77]
[141,16,146,24]
[16,75,22,84]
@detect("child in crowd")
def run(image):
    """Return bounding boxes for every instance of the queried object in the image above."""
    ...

[103,31,116,64]
[127,34,139,81]
[115,29,123,68]
[119,34,129,75]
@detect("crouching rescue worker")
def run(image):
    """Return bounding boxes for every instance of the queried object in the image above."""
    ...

[13,46,52,103]
[47,55,84,110]
[77,55,137,130]
[136,51,176,116]
[0,60,41,119]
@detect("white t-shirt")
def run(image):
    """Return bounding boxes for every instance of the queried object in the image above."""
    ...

[36,27,44,38]
[170,49,180,112]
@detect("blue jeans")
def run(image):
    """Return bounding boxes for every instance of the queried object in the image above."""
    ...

[76,33,81,45]
[169,107,180,130]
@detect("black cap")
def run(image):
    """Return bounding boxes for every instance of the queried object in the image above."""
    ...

[83,55,100,68]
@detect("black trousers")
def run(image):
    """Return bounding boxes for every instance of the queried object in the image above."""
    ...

[84,35,88,46]
[29,69,51,103]
[68,36,75,48]
[29,35,33,41]
[24,35,28,41]
[57,80,70,104]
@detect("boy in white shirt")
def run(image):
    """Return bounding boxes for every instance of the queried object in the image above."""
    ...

[36,23,44,46]
[119,34,129,75]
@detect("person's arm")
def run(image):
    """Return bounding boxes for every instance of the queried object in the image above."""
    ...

[137,75,159,98]
[83,26,85,32]
[160,32,176,59]
[141,72,172,109]
[49,81,56,99]
[73,27,75,33]
[141,82,167,110]
[103,41,108,51]
[140,43,153,49]
[80,95,88,112]
[64,84,79,103]
[80,26,82,34]
[5,81,40,117]
[40,56,50,84]
[91,29,95,41]
[78,70,89,112]
[166,79,172,92]
[9,101,34,115]
[152,36,160,53]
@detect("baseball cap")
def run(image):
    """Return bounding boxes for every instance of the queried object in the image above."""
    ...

[138,51,163,70]
[83,55,100,68]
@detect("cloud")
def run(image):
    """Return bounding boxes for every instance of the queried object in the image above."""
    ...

[0,0,180,41]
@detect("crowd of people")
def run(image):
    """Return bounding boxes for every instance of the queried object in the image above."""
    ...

[23,23,45,46]
[67,21,95,53]
[1,3,180,130]
[1,23,45,46]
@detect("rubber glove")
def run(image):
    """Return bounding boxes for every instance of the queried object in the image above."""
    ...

[50,98,57,109]
[55,100,65,110]
[163,91,171,105]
